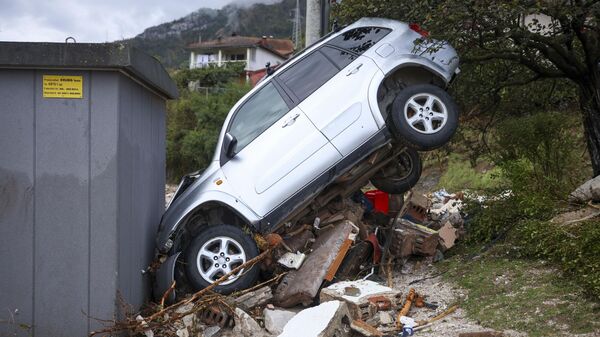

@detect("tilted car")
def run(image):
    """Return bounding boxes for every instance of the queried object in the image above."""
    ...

[154,18,460,299]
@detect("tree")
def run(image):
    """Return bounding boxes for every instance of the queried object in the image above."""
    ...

[334,0,600,175]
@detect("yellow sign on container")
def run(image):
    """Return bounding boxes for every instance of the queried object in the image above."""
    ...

[42,75,83,98]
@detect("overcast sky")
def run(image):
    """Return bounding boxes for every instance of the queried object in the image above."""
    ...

[0,0,278,43]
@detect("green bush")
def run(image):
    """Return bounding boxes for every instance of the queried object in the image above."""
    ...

[516,219,600,299]
[464,111,582,241]
[493,111,586,198]
[166,82,250,181]
[171,64,246,91]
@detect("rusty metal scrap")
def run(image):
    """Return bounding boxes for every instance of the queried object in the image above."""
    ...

[396,288,416,328]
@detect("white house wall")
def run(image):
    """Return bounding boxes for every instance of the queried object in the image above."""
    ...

[250,48,286,72]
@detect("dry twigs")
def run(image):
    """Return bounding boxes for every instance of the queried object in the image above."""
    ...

[90,242,279,337]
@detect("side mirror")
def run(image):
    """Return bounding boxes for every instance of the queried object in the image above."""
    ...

[223,133,237,158]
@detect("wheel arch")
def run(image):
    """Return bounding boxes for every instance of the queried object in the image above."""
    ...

[376,63,448,123]
[170,200,258,253]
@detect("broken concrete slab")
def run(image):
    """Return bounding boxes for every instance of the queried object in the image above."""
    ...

[263,308,300,335]
[274,221,355,307]
[277,300,351,337]
[233,308,269,337]
[233,286,273,311]
[320,280,401,320]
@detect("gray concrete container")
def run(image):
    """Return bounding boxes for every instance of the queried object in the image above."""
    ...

[0,42,178,336]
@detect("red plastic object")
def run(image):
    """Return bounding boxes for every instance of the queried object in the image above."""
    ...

[409,23,430,37]
[365,190,389,215]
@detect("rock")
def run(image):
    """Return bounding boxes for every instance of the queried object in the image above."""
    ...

[569,176,600,203]
[233,308,268,337]
[278,300,352,337]
[378,311,394,325]
[173,302,199,336]
[233,286,273,311]
[263,308,299,335]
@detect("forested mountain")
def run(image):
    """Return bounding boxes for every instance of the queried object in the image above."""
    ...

[125,0,304,69]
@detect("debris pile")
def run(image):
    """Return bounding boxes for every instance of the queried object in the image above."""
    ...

[92,189,470,337]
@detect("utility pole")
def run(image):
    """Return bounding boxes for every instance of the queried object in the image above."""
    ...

[292,0,302,49]
[305,0,321,46]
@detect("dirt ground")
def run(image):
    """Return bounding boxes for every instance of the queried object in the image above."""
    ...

[389,258,521,337]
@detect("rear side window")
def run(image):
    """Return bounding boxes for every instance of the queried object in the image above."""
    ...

[320,46,357,69]
[278,51,338,102]
[328,27,391,55]
[228,82,290,153]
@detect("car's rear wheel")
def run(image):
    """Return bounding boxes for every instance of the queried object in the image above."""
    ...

[390,84,458,150]
[370,148,422,194]
[185,224,259,294]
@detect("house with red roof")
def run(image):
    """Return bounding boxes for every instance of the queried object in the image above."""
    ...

[187,35,295,85]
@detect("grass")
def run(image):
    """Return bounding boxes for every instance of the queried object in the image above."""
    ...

[434,154,504,192]
[437,245,600,337]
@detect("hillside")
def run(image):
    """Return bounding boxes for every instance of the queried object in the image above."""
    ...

[125,0,305,69]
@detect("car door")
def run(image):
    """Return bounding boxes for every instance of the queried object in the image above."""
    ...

[221,81,341,217]
[295,27,391,156]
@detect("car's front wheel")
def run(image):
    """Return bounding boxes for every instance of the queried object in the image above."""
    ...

[390,84,458,151]
[184,224,259,294]
[370,148,422,194]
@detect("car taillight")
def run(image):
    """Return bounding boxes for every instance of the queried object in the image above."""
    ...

[409,23,429,37]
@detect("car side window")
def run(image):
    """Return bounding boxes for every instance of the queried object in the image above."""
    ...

[278,50,338,102]
[228,82,290,153]
[328,27,391,55]
[320,45,357,69]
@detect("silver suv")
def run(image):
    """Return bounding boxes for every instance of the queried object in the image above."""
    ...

[155,18,459,297]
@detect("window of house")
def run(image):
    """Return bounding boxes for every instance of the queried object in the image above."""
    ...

[328,27,391,55]
[278,51,338,102]
[228,82,290,153]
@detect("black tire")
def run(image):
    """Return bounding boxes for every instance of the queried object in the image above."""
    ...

[389,84,459,151]
[370,148,422,194]
[184,224,259,294]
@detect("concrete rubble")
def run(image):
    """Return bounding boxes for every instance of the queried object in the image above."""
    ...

[278,300,352,337]
[155,188,472,337]
[263,308,299,335]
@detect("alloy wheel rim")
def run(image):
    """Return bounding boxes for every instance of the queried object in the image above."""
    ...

[197,236,246,285]
[403,93,448,134]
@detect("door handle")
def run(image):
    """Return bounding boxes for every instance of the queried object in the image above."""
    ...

[346,63,363,76]
[282,113,300,128]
